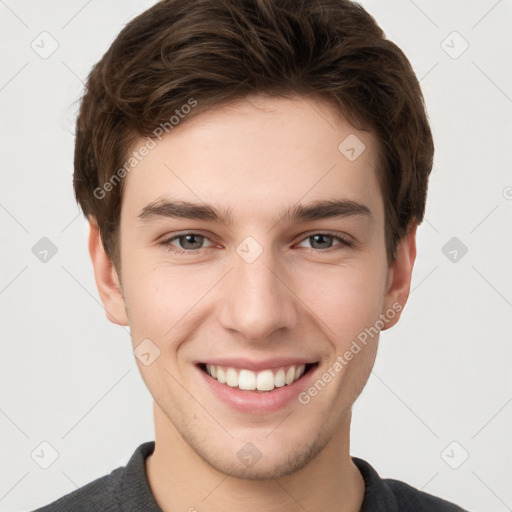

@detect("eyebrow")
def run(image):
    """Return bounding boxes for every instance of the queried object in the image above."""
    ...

[137,198,372,226]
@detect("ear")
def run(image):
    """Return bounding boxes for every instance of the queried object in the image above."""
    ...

[88,218,129,326]
[381,222,417,330]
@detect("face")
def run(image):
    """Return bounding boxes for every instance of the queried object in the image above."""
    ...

[91,94,415,480]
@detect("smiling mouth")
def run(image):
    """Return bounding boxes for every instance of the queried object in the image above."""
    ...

[197,362,318,392]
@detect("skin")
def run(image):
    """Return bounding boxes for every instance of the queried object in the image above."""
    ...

[89,94,416,512]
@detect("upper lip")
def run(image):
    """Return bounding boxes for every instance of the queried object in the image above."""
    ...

[197,357,318,372]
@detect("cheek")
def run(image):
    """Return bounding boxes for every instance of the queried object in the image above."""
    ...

[123,260,388,338]
[294,258,388,345]
[122,257,215,347]
[126,272,175,330]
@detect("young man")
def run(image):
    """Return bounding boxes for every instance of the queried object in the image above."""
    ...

[35,0,467,510]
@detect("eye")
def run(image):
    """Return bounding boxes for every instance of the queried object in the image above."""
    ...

[296,232,353,252]
[159,231,353,255]
[160,232,215,253]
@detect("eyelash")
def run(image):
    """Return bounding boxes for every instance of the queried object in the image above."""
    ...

[159,231,354,255]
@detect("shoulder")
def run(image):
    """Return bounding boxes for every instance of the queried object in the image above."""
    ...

[384,478,468,511]
[31,467,124,512]
[352,456,468,511]
[31,441,159,512]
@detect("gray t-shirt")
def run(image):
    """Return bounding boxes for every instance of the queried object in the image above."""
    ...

[32,441,468,511]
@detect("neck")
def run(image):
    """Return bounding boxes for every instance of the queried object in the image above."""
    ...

[145,402,365,512]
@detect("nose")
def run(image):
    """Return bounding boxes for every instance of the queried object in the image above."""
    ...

[217,243,299,341]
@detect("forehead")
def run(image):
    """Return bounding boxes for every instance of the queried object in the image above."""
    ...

[121,94,383,226]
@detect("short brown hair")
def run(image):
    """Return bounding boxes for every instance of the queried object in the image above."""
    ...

[73,0,434,270]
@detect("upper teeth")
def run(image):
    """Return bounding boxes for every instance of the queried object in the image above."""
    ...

[206,364,306,391]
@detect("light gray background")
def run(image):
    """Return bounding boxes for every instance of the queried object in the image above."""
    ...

[1,1,511,511]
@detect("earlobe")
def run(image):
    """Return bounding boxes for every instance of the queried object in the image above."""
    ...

[381,223,417,330]
[88,218,129,326]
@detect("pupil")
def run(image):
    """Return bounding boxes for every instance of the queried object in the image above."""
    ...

[312,234,332,249]
[182,234,202,249]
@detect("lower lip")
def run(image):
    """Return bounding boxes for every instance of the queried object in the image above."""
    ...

[196,363,318,414]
